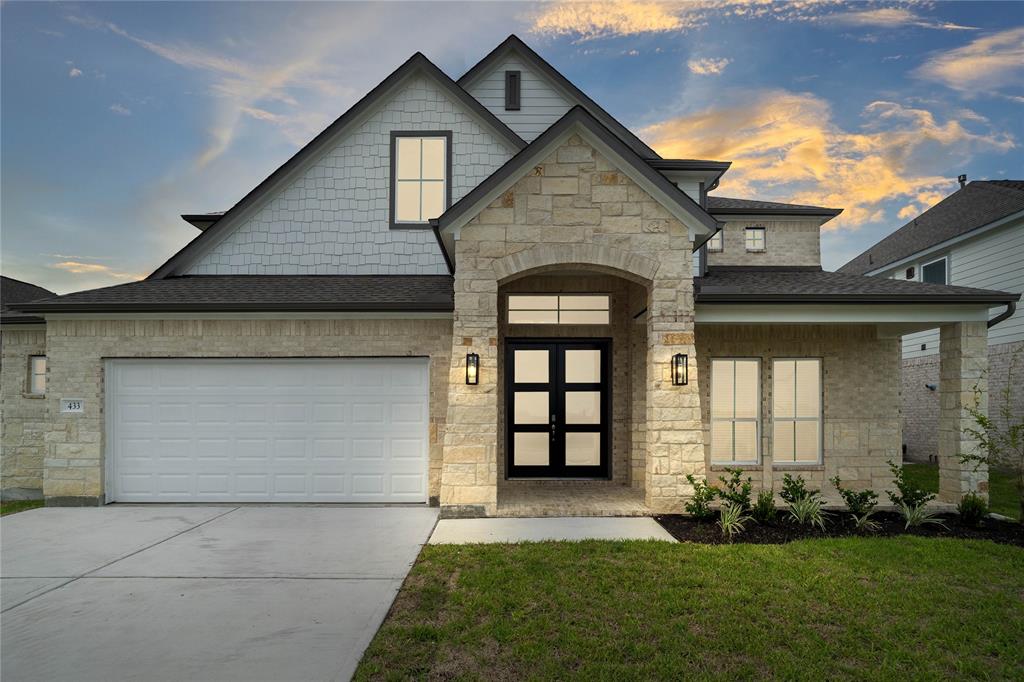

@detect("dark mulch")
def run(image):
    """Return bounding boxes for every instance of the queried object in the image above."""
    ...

[655,511,1024,547]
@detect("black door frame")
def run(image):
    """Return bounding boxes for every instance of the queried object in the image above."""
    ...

[505,338,612,479]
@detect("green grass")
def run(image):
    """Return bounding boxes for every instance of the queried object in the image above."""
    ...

[356,538,1024,681]
[904,462,1020,520]
[0,499,44,516]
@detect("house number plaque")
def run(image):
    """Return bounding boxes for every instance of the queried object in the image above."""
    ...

[60,399,84,414]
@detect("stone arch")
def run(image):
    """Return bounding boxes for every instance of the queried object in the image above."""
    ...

[492,243,659,285]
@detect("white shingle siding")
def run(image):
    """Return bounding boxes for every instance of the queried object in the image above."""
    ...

[187,76,514,275]
[465,56,572,142]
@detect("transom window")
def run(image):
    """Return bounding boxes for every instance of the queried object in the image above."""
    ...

[28,355,46,395]
[711,359,760,464]
[921,257,947,285]
[745,227,766,252]
[391,132,450,226]
[707,231,723,252]
[507,295,610,325]
[772,359,822,464]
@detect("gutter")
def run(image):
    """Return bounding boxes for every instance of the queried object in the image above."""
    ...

[988,300,1016,329]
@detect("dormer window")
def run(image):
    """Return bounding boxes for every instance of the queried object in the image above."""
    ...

[390,131,451,228]
[504,70,521,111]
[707,231,723,252]
[745,227,766,252]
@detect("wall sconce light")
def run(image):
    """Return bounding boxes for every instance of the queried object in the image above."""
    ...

[672,353,688,386]
[466,353,479,385]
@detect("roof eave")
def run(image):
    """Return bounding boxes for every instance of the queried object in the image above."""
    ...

[15,302,456,314]
[695,293,1019,305]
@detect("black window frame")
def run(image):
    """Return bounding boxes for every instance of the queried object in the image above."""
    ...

[389,130,453,230]
[504,70,521,111]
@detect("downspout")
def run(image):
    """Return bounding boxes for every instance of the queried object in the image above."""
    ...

[988,301,1016,329]
[430,220,455,275]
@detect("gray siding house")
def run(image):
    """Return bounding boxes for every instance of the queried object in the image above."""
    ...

[2,36,1018,515]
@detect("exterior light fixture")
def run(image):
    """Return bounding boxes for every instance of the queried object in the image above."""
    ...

[466,352,479,385]
[672,353,688,386]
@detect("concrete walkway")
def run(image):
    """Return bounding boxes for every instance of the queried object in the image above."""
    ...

[1,505,437,682]
[429,516,675,544]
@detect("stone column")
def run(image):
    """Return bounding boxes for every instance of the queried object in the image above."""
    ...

[937,321,989,503]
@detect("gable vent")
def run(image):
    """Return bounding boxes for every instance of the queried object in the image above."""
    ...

[505,70,521,111]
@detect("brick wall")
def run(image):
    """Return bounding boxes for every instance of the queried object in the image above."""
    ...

[707,218,821,268]
[40,318,452,503]
[1,327,48,499]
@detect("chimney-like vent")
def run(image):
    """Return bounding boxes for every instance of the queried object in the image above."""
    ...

[958,174,967,188]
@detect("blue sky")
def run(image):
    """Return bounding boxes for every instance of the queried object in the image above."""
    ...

[2,1,1022,293]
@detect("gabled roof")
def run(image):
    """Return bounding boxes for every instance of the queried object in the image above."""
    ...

[432,106,720,262]
[149,52,526,279]
[707,196,843,220]
[1,275,55,324]
[458,35,660,160]
[839,180,1024,276]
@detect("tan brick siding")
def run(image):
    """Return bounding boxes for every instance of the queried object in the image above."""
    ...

[1,328,48,498]
[707,218,821,268]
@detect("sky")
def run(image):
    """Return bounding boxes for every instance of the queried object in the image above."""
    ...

[2,1,1023,294]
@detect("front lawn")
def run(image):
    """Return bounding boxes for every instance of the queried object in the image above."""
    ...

[904,462,1020,520]
[0,499,44,516]
[356,538,1024,680]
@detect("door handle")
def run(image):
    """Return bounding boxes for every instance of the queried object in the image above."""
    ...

[550,414,556,438]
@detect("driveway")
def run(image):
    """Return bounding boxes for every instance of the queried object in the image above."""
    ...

[1,505,437,682]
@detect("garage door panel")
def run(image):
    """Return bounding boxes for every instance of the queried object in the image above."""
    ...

[108,359,429,502]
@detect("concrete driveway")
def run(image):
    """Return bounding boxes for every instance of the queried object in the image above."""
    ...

[1,505,437,682]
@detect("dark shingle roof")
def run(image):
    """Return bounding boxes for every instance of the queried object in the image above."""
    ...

[838,180,1024,276]
[12,276,455,313]
[706,196,842,216]
[1,276,55,323]
[695,266,1018,304]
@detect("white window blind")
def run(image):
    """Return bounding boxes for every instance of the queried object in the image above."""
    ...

[711,359,760,464]
[772,359,821,463]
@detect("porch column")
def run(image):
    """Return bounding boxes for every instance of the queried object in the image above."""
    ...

[645,275,703,514]
[937,321,989,503]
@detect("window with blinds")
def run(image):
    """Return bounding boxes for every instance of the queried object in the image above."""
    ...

[772,358,822,463]
[710,359,760,464]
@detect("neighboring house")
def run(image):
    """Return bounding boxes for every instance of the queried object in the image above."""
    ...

[840,179,1024,465]
[1,276,55,500]
[3,36,1018,515]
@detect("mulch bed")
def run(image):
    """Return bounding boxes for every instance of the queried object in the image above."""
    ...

[655,511,1024,547]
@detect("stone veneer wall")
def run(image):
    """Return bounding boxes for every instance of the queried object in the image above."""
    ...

[706,218,822,268]
[1,327,48,499]
[441,132,701,516]
[40,318,452,504]
[695,324,901,503]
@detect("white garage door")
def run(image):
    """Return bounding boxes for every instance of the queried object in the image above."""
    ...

[106,358,429,503]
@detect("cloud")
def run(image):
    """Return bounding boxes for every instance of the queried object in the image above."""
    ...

[830,8,976,31]
[68,67,82,78]
[640,91,1015,230]
[51,261,143,281]
[688,57,731,75]
[915,27,1024,96]
[109,103,132,116]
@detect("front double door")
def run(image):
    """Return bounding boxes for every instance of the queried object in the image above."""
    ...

[506,340,610,479]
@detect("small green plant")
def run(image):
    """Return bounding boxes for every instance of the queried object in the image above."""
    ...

[716,467,753,512]
[851,511,881,533]
[780,473,818,504]
[899,501,947,530]
[787,495,827,530]
[887,460,936,508]
[831,476,879,517]
[957,492,989,528]
[717,501,751,542]
[685,474,717,521]
[751,489,778,523]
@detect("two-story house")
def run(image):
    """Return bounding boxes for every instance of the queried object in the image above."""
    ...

[840,179,1024,465]
[3,36,1018,516]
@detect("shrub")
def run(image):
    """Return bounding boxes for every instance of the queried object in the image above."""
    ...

[780,473,818,504]
[751,489,778,524]
[684,474,717,521]
[716,467,753,512]
[831,476,879,516]
[787,495,827,530]
[899,502,947,530]
[717,502,751,542]
[957,492,989,527]
[887,460,936,508]
[851,511,881,533]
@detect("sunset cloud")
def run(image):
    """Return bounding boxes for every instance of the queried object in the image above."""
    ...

[915,27,1024,96]
[530,1,688,40]
[688,57,731,75]
[52,261,143,281]
[640,91,1015,230]
[830,8,976,31]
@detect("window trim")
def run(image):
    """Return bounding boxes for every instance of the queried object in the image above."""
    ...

[771,357,823,466]
[389,130,453,230]
[707,230,723,252]
[28,355,46,395]
[710,357,762,466]
[744,226,766,252]
[921,255,948,285]
[504,70,521,111]
[507,294,611,325]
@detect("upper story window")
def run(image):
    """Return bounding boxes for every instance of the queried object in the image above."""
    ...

[745,227,766,252]
[390,132,451,227]
[921,257,947,285]
[508,295,610,325]
[707,231,723,252]
[28,356,46,395]
[504,70,521,111]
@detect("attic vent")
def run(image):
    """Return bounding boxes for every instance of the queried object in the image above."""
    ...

[505,70,521,111]
[905,266,915,280]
